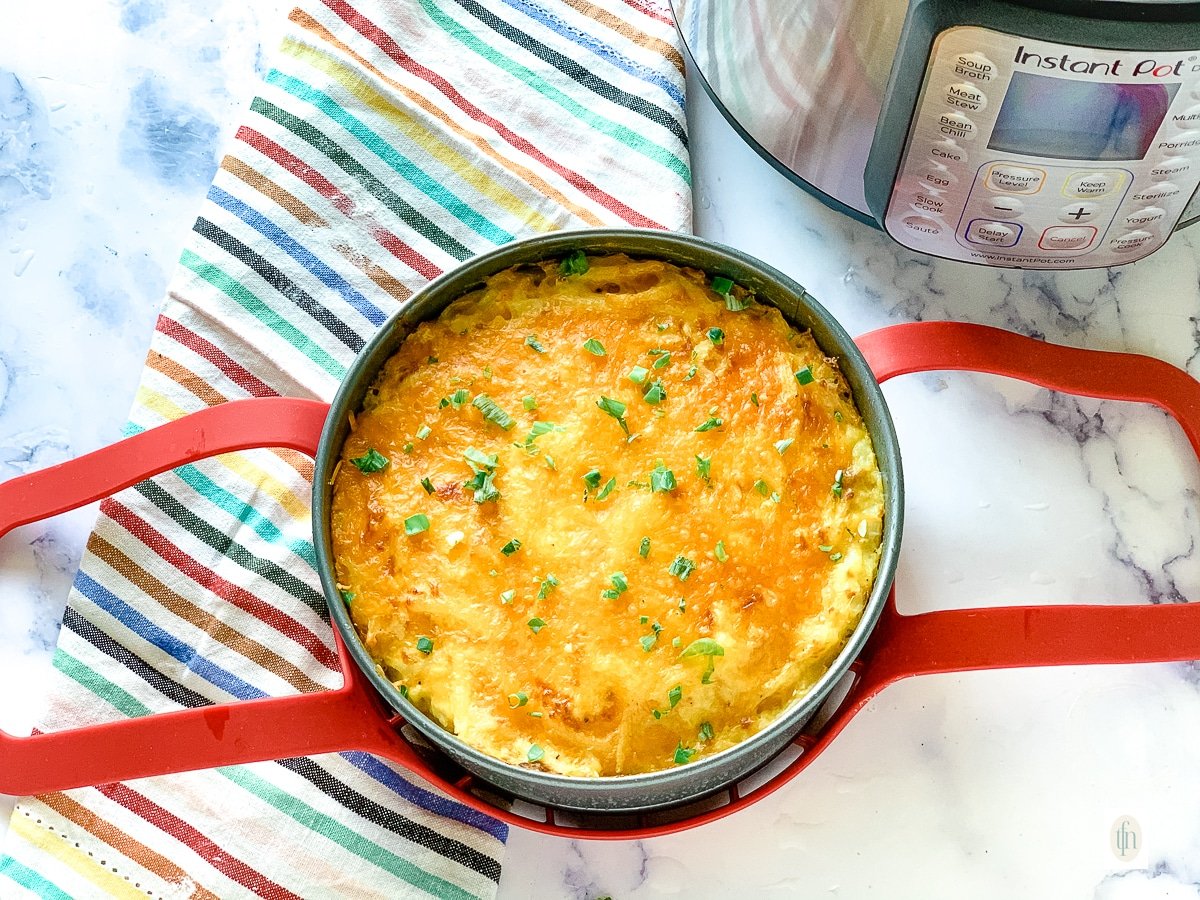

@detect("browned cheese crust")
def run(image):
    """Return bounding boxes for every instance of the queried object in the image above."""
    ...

[330,253,884,777]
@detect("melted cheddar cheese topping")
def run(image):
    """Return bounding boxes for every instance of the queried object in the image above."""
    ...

[330,254,884,777]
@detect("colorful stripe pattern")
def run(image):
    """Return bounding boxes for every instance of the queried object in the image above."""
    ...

[0,1,689,897]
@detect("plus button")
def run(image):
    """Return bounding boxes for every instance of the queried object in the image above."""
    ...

[1058,202,1099,224]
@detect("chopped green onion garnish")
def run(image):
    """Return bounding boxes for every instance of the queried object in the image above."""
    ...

[596,476,617,501]
[403,442,414,454]
[643,381,666,405]
[640,615,649,624]
[464,447,498,471]
[399,684,409,698]
[711,276,734,294]
[500,589,515,605]
[674,743,697,765]
[351,448,389,473]
[473,394,516,430]
[529,711,543,718]
[583,469,602,490]
[694,416,723,432]
[528,617,547,634]
[628,365,650,384]
[420,477,435,494]
[415,425,431,440]
[833,409,843,422]
[527,743,546,762]
[537,575,559,600]
[652,352,671,370]
[508,691,529,708]
[559,249,589,276]
[684,365,698,381]
[544,454,556,470]
[707,327,724,345]
[715,540,728,562]
[583,338,606,356]
[440,388,471,409]
[750,392,759,407]
[754,479,770,496]
[339,589,355,606]
[699,722,714,741]
[832,469,844,498]
[695,455,711,482]
[639,633,658,652]
[657,322,669,332]
[650,463,676,493]
[681,637,724,683]
[523,395,537,411]
[639,537,651,558]
[830,552,844,562]
[775,438,794,455]
[416,636,434,654]
[525,334,546,353]
[611,572,628,594]
[818,544,833,553]
[668,684,682,708]
[526,421,561,445]
[427,356,438,365]
[596,396,629,434]
[404,514,430,535]
[795,366,814,386]
[725,292,751,312]
[501,538,522,556]
[668,555,695,581]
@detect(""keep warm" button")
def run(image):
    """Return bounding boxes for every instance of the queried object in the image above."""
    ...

[1063,171,1125,198]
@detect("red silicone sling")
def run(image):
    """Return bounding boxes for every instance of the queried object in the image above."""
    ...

[2,322,1199,839]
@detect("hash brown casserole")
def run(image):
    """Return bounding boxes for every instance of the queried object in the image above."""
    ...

[330,252,885,777]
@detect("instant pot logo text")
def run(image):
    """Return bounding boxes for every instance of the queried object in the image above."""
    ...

[1013,45,1200,78]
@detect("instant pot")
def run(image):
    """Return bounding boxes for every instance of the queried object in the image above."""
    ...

[674,0,1200,268]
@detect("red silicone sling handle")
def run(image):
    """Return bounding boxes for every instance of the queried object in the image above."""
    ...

[854,321,1200,686]
[0,398,439,795]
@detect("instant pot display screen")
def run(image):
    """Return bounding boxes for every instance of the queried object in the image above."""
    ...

[988,71,1179,161]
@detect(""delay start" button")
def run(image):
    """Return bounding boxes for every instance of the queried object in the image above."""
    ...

[966,218,1022,247]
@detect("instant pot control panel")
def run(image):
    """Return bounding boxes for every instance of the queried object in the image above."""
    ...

[883,26,1200,268]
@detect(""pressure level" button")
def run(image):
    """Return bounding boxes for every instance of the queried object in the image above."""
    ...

[986,164,1046,194]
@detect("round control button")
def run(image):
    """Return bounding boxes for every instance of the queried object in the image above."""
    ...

[1175,104,1200,128]
[1064,171,1122,198]
[1156,130,1200,153]
[1151,157,1191,181]
[1124,207,1166,228]
[900,215,944,237]
[936,112,978,141]
[1132,182,1181,204]
[1038,226,1097,251]
[1058,202,1100,224]
[930,139,968,166]
[967,219,1020,247]
[1109,230,1156,253]
[911,191,949,217]
[917,163,957,190]
[987,164,1046,194]
[945,82,987,112]
[951,52,998,83]
[984,196,1024,219]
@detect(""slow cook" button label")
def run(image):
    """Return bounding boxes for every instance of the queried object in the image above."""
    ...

[911,191,949,216]
[986,164,1046,194]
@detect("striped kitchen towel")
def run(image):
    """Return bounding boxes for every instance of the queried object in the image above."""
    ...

[0,1,690,897]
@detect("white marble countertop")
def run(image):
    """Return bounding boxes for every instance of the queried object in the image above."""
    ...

[6,2,1200,898]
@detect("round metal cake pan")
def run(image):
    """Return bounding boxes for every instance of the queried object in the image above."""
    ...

[311,228,904,813]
